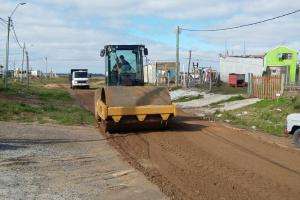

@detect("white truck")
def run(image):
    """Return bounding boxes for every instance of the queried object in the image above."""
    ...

[286,113,300,147]
[70,69,90,89]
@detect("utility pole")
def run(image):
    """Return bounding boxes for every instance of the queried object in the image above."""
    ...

[26,50,29,89]
[187,50,192,87]
[3,2,26,88]
[176,26,180,86]
[13,60,15,82]
[45,57,48,78]
[182,64,186,88]
[4,17,11,89]
[21,42,25,83]
[209,67,212,92]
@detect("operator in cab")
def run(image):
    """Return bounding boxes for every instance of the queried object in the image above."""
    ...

[119,55,132,72]
[112,55,133,72]
[112,55,135,85]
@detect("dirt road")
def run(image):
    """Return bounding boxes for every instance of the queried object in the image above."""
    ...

[73,89,300,200]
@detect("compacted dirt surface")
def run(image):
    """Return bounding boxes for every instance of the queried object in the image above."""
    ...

[0,122,166,199]
[71,88,300,200]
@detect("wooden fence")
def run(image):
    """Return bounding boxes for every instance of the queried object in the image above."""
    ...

[250,75,284,99]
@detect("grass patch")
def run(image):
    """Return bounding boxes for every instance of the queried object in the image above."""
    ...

[173,94,204,103]
[210,95,245,107]
[169,86,182,91]
[217,97,299,136]
[292,95,300,110]
[0,79,94,126]
[37,89,72,102]
[197,83,247,94]
[89,77,105,89]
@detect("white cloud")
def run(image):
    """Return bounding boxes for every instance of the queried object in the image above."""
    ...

[0,0,299,73]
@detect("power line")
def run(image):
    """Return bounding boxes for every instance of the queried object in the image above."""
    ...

[181,9,300,32]
[0,17,7,24]
[11,21,23,49]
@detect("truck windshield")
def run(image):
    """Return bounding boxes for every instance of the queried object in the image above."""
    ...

[75,72,87,78]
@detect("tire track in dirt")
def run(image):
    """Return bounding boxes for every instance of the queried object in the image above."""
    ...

[203,128,300,175]
[72,88,300,200]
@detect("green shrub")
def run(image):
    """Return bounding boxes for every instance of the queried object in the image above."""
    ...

[292,95,300,110]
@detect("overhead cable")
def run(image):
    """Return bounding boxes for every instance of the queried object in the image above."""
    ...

[181,9,300,32]
[11,21,23,49]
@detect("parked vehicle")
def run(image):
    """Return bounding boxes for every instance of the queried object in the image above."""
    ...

[286,113,300,147]
[228,73,246,87]
[69,69,90,89]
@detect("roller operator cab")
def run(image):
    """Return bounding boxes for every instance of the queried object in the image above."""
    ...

[95,45,176,133]
[100,45,148,86]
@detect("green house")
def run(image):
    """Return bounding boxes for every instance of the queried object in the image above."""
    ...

[264,46,298,83]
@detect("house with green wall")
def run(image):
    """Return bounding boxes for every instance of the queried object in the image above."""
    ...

[264,46,299,83]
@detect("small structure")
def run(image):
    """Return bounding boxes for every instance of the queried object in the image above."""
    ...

[228,73,246,87]
[30,70,42,77]
[297,63,300,84]
[14,68,27,79]
[144,61,177,85]
[144,64,156,84]
[0,65,3,77]
[264,46,298,84]
[219,54,264,83]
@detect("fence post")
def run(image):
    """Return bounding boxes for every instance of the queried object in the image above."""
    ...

[247,73,252,97]
[280,74,285,94]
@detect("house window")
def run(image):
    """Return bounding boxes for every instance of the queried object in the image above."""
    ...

[278,53,292,60]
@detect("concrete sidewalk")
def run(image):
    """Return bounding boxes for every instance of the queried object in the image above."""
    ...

[0,122,167,200]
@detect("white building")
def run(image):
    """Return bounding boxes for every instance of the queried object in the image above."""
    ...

[144,64,156,84]
[219,55,264,83]
[0,65,3,77]
[144,61,177,84]
[30,70,42,77]
[14,68,27,78]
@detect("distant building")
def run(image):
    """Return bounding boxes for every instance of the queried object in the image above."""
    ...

[30,70,42,77]
[219,54,264,83]
[144,61,177,85]
[264,46,299,83]
[297,63,300,84]
[0,65,3,77]
[220,46,299,84]
[144,64,156,84]
[14,68,27,79]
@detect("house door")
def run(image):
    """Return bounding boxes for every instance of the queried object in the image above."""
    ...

[267,66,289,84]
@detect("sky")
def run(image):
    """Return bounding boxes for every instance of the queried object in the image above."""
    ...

[0,0,300,73]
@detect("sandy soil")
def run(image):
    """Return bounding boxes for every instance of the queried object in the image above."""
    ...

[73,88,300,200]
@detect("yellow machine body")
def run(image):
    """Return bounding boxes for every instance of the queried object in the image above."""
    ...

[95,86,176,131]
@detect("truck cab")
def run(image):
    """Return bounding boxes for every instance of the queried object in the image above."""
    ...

[70,69,90,89]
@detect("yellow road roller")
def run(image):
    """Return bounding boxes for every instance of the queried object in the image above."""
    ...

[95,45,176,133]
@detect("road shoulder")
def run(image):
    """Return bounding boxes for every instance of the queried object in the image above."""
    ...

[0,121,166,200]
